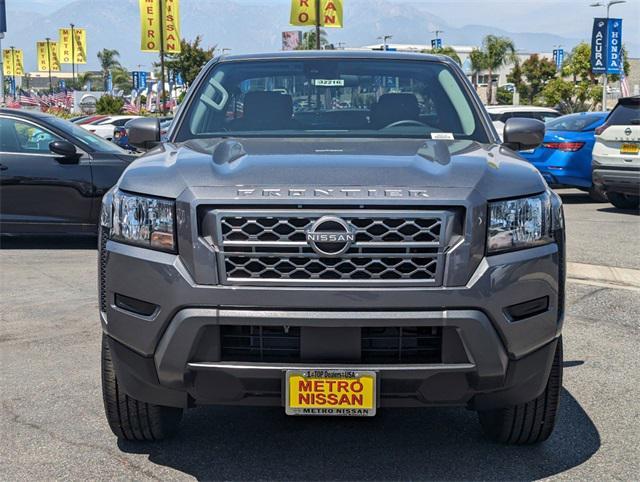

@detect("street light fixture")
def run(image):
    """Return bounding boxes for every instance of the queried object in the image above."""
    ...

[590,0,626,111]
[377,35,392,51]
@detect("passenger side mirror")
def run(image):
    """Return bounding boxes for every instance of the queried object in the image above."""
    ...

[49,140,80,163]
[502,118,545,151]
[127,118,161,150]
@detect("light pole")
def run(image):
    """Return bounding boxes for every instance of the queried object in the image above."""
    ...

[590,0,626,111]
[377,35,392,51]
[70,23,75,89]
[45,37,53,93]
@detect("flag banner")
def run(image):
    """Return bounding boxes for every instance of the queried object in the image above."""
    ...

[290,0,343,28]
[3,49,24,76]
[36,41,60,72]
[139,0,181,53]
[58,28,86,64]
[73,28,87,64]
[591,18,623,75]
[58,28,73,63]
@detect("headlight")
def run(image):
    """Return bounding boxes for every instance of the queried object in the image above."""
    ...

[487,192,552,254]
[110,190,176,252]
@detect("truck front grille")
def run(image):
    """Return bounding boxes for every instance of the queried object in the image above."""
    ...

[208,210,451,286]
[219,325,443,364]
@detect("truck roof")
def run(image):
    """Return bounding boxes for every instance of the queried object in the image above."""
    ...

[216,49,449,63]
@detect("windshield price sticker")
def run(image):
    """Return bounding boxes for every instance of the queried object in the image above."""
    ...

[312,79,345,87]
[431,132,455,140]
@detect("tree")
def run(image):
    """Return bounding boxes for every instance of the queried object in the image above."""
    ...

[562,42,595,84]
[96,94,124,114]
[423,46,461,65]
[297,28,329,50]
[541,77,602,113]
[518,54,557,104]
[481,35,517,105]
[506,59,525,100]
[97,49,121,91]
[111,67,132,94]
[163,36,215,86]
[468,48,487,88]
[76,71,96,91]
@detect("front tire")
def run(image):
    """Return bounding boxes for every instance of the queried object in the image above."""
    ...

[478,338,563,444]
[607,192,640,210]
[101,334,183,441]
[588,187,608,202]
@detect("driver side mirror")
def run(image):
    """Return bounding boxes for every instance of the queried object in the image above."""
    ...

[49,140,80,164]
[503,117,545,151]
[127,118,161,150]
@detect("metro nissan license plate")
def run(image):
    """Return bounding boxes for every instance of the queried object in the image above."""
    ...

[286,370,376,416]
[620,143,639,155]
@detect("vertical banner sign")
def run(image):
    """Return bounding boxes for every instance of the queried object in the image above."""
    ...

[591,18,623,75]
[139,0,181,53]
[2,49,13,75]
[37,42,60,72]
[553,49,564,70]
[163,0,181,53]
[58,28,73,63]
[132,71,140,89]
[431,38,442,49]
[290,0,343,28]
[73,29,87,64]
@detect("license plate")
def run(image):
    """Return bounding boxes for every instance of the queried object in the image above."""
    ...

[285,369,376,416]
[620,143,639,155]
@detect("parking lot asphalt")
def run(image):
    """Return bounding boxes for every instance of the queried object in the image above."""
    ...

[1,189,639,481]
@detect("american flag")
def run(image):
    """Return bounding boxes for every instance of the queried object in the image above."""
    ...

[19,93,39,106]
[123,101,140,114]
[620,71,630,98]
[7,100,21,109]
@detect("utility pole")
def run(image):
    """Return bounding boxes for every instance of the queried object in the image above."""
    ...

[46,37,53,93]
[158,0,166,114]
[314,0,321,49]
[590,0,626,111]
[0,33,4,102]
[10,45,15,98]
[70,23,75,89]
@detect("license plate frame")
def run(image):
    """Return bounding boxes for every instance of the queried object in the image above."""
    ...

[620,143,639,155]
[285,369,377,417]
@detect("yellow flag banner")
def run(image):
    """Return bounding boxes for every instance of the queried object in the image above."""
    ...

[37,41,62,72]
[58,28,86,64]
[73,29,87,64]
[139,0,181,53]
[290,0,343,28]
[58,28,73,63]
[2,50,12,76]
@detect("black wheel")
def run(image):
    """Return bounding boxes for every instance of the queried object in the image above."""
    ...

[588,187,608,203]
[607,192,640,210]
[478,338,563,445]
[101,334,183,441]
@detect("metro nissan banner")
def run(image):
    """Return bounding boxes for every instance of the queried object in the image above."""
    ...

[290,0,344,28]
[591,17,623,75]
[139,0,181,53]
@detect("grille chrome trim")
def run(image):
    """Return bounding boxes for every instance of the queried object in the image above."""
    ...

[205,209,453,286]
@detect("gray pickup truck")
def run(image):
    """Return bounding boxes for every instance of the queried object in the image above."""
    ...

[99,51,565,444]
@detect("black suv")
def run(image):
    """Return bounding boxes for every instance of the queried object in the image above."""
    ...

[99,51,565,444]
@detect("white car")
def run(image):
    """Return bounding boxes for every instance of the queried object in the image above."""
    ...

[81,115,141,141]
[592,96,640,210]
[485,106,562,140]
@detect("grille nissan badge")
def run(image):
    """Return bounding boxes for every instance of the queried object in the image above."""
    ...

[625,128,632,136]
[306,216,355,257]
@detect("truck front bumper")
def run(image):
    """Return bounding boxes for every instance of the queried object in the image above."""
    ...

[592,166,640,196]
[101,241,563,410]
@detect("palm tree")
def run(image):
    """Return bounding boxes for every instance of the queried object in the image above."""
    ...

[468,48,487,89]
[97,48,122,90]
[297,28,329,50]
[423,46,461,66]
[481,35,517,104]
[76,71,95,91]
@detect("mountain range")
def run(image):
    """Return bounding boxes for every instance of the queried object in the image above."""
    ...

[3,0,637,72]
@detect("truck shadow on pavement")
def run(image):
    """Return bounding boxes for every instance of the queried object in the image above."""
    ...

[0,236,97,250]
[118,387,600,481]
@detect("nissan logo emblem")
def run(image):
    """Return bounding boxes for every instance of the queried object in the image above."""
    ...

[625,128,632,136]
[305,216,355,257]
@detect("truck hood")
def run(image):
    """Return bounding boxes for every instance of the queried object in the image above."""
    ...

[118,137,547,201]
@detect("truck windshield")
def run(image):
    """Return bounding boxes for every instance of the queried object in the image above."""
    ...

[178,58,490,142]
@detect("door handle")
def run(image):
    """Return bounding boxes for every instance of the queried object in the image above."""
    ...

[0,164,8,171]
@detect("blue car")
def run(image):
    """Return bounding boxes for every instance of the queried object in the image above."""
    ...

[519,111,608,197]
